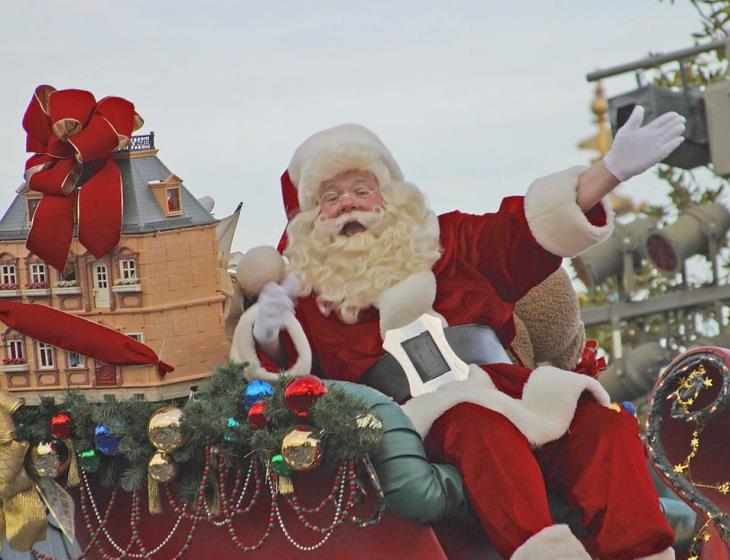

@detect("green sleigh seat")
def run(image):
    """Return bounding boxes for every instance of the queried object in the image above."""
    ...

[329,380,697,555]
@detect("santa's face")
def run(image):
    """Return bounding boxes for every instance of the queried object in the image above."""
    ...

[318,169,384,236]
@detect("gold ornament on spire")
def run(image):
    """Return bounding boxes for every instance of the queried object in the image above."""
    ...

[578,82,613,161]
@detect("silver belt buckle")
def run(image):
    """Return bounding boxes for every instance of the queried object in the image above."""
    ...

[382,314,470,397]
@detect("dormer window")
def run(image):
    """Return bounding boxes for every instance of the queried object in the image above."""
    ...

[167,187,181,213]
[148,174,184,217]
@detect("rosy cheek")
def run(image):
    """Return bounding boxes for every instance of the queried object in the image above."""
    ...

[366,193,385,210]
[319,206,337,219]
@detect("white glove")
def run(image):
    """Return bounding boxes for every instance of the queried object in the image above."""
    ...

[603,105,686,182]
[252,274,299,344]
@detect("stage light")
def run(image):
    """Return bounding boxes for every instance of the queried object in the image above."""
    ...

[608,84,709,170]
[645,202,730,276]
[572,217,655,295]
[598,342,670,402]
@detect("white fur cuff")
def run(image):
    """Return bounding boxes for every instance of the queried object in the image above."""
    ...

[400,364,610,446]
[524,165,614,258]
[637,547,675,560]
[229,304,312,381]
[510,525,590,560]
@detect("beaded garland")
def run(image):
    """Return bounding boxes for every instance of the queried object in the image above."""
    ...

[31,444,384,559]
[17,364,385,557]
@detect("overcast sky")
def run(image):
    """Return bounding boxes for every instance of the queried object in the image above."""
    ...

[0,1,705,254]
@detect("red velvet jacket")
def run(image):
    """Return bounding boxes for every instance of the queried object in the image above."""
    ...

[282,196,606,392]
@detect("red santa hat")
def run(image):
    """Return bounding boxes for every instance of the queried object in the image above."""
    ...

[287,123,404,212]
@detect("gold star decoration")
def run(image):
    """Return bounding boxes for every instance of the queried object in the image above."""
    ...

[670,363,729,557]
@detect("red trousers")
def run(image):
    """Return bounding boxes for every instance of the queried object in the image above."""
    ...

[425,398,674,559]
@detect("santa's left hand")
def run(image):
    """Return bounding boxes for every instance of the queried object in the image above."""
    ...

[602,105,686,182]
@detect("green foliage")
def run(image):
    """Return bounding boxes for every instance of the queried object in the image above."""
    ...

[12,363,382,502]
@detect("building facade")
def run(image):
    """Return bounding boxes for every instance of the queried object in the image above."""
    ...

[0,134,231,403]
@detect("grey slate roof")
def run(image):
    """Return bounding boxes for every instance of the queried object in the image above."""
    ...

[0,154,217,241]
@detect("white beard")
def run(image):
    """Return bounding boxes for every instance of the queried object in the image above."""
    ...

[284,181,442,324]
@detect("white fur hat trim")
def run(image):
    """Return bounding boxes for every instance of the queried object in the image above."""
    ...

[288,124,404,211]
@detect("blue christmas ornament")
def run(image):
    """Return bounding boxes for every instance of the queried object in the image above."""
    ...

[94,423,121,456]
[621,401,637,416]
[243,380,274,410]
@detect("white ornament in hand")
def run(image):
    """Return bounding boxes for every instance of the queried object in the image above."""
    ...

[603,105,686,182]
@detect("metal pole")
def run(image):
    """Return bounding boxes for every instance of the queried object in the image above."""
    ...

[586,39,729,82]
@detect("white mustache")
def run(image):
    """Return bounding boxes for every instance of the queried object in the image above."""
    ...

[313,207,385,237]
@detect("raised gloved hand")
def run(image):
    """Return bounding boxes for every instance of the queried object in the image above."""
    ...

[252,274,299,344]
[603,105,686,182]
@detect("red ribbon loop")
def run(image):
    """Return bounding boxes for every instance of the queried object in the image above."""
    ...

[21,85,143,270]
[573,339,608,377]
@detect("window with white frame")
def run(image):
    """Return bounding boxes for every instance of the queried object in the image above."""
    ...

[119,259,137,281]
[1,264,17,285]
[67,351,86,369]
[128,333,144,343]
[6,339,24,361]
[37,342,55,369]
[29,263,47,284]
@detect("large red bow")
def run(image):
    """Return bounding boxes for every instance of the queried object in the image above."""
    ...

[573,339,608,378]
[22,85,143,271]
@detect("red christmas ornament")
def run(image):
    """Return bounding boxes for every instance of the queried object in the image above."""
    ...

[247,400,268,429]
[50,411,73,440]
[284,375,328,419]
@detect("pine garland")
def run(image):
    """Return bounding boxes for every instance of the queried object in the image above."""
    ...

[12,362,381,502]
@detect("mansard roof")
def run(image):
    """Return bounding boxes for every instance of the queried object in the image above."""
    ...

[0,134,217,241]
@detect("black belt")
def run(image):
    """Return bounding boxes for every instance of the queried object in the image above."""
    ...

[360,324,511,403]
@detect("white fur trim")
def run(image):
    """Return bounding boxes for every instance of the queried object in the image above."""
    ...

[637,548,675,560]
[376,271,442,337]
[288,124,403,211]
[229,304,312,381]
[400,363,610,446]
[524,165,615,258]
[510,525,590,560]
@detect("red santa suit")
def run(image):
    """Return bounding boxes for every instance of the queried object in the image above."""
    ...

[231,125,675,560]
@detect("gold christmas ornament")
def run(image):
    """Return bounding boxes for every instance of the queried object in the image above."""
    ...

[356,413,384,447]
[148,451,177,483]
[281,426,322,472]
[29,440,70,478]
[148,407,185,453]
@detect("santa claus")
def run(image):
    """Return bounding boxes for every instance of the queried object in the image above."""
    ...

[232,106,685,560]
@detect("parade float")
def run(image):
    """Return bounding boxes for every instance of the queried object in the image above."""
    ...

[0,85,725,559]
